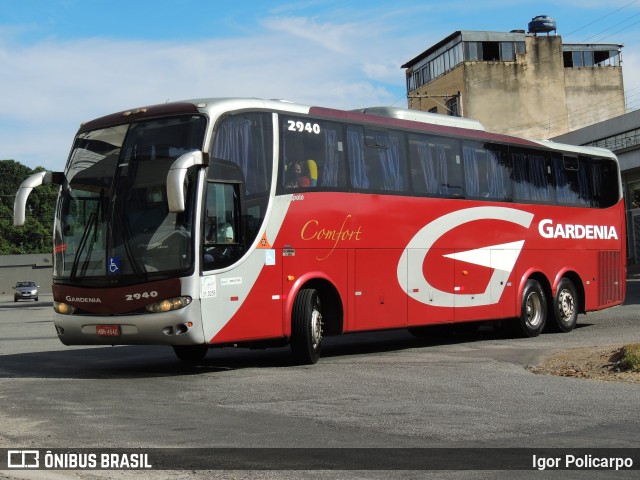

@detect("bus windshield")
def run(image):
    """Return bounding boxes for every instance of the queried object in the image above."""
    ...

[53,115,207,286]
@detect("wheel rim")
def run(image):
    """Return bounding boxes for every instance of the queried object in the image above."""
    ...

[310,302,323,350]
[558,289,575,322]
[525,291,543,328]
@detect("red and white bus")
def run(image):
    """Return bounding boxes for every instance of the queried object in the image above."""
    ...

[14,98,625,364]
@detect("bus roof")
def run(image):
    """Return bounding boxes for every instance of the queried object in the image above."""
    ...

[354,106,485,131]
[78,97,617,162]
[533,139,617,159]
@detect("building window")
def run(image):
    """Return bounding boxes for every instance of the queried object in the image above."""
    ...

[463,41,523,62]
[564,49,621,68]
[583,50,594,66]
[465,42,479,61]
[500,42,515,61]
[446,97,459,117]
[573,51,584,67]
[481,42,500,61]
[413,71,420,88]
[422,66,430,83]
[596,50,621,66]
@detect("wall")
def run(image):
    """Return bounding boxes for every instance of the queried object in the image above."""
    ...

[408,65,465,114]
[464,36,568,139]
[564,66,625,132]
[0,254,53,295]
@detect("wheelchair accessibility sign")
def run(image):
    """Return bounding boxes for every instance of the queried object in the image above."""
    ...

[108,256,121,274]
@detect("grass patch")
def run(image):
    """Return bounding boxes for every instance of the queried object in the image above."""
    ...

[619,344,640,372]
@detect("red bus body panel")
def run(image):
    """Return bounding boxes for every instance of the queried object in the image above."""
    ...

[209,193,624,342]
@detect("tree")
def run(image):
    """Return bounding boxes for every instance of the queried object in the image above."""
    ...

[0,160,58,254]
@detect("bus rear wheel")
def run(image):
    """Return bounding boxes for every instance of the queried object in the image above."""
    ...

[173,344,209,362]
[290,288,323,365]
[516,279,547,337]
[550,278,578,333]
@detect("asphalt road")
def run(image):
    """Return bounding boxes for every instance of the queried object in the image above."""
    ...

[1,282,639,480]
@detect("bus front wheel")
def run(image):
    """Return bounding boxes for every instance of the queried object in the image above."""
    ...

[173,344,209,362]
[517,279,547,337]
[290,288,323,365]
[550,278,578,333]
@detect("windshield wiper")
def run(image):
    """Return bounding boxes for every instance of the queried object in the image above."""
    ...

[116,213,147,280]
[70,211,98,281]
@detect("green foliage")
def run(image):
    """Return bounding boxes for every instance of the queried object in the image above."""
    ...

[620,344,640,372]
[0,160,58,254]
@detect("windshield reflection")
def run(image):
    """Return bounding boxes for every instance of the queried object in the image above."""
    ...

[53,115,206,286]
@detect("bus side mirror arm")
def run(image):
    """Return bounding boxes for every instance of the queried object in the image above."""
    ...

[167,151,209,213]
[14,171,63,226]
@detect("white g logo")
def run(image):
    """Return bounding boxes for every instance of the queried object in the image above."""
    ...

[397,206,534,307]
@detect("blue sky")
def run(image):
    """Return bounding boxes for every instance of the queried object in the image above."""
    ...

[1,0,640,170]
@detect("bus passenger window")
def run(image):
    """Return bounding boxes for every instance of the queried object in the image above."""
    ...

[462,142,510,200]
[552,154,591,206]
[591,159,619,208]
[381,132,407,192]
[280,117,345,190]
[347,127,369,189]
[352,129,407,192]
[285,160,313,188]
[511,149,551,202]
[409,134,461,197]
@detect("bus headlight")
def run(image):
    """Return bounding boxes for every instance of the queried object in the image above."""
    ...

[145,296,192,313]
[53,301,76,315]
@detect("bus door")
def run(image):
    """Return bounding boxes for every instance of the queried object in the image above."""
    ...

[200,181,283,342]
[200,253,283,343]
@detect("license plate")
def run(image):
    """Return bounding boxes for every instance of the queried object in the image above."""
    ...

[96,325,120,337]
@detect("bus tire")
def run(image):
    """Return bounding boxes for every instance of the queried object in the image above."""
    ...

[290,288,323,365]
[173,344,208,362]
[517,279,547,337]
[550,278,578,333]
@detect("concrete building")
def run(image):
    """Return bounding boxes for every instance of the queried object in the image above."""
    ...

[402,23,624,139]
[553,109,640,265]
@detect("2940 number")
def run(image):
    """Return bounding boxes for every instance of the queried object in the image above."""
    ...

[125,291,158,301]
[287,120,321,134]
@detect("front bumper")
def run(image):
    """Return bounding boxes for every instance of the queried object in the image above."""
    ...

[53,303,204,346]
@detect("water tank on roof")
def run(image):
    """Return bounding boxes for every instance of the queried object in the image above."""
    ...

[528,15,557,35]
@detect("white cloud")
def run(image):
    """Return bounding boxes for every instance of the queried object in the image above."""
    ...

[262,16,359,54]
[0,15,418,170]
[2,6,639,171]
[0,3,440,169]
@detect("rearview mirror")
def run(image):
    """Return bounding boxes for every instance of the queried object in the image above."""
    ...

[166,151,208,212]
[14,171,64,226]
